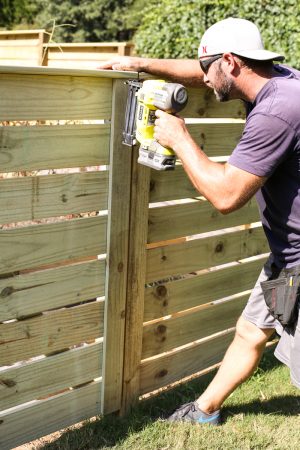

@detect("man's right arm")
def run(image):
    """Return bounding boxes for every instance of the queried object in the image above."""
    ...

[98,57,205,87]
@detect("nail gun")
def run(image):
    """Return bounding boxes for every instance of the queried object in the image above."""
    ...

[122,79,188,170]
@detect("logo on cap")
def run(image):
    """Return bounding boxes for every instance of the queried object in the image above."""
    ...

[202,46,208,54]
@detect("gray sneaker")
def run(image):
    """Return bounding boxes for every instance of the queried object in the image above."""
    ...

[167,401,221,425]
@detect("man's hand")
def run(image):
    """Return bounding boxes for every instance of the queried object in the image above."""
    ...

[154,110,190,153]
[97,56,146,72]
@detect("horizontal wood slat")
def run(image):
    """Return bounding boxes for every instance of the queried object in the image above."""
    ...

[0,380,102,450]
[142,295,247,359]
[0,73,112,120]
[0,59,41,66]
[144,257,267,321]
[0,46,41,59]
[0,124,110,172]
[46,45,133,68]
[149,166,198,203]
[186,122,244,156]
[0,40,41,46]
[146,226,269,283]
[182,87,245,119]
[0,300,104,365]
[0,341,102,411]
[148,198,259,243]
[48,51,124,60]
[140,331,234,395]
[47,60,115,69]
[0,216,107,275]
[0,259,105,322]
[0,171,109,223]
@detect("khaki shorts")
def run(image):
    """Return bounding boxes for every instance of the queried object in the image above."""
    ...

[242,255,300,389]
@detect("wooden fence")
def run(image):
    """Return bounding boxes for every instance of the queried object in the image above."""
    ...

[0,30,47,66]
[0,29,134,68]
[0,65,269,449]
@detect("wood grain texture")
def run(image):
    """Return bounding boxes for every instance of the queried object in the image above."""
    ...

[181,87,246,119]
[146,226,269,283]
[121,146,151,414]
[101,79,133,415]
[0,216,107,275]
[0,259,105,321]
[149,166,198,203]
[148,198,260,243]
[0,380,102,450]
[0,73,112,120]
[0,341,102,411]
[186,122,244,156]
[0,30,45,67]
[142,295,247,358]
[144,256,267,321]
[0,300,104,365]
[0,65,138,79]
[0,171,109,223]
[140,331,234,395]
[46,44,133,68]
[0,124,110,172]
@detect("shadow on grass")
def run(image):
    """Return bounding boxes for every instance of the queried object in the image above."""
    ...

[42,351,299,450]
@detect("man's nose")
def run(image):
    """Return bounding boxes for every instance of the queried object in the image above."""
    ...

[203,73,210,84]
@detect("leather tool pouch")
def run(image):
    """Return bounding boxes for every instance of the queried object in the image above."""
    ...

[261,264,300,328]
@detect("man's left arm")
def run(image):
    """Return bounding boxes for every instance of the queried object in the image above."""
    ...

[154,110,266,213]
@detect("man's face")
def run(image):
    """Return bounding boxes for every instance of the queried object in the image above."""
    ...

[213,61,234,102]
[201,56,234,102]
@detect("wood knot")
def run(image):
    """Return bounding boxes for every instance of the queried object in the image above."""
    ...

[120,310,126,319]
[215,242,224,253]
[0,286,14,298]
[155,369,168,378]
[61,194,68,203]
[156,324,167,334]
[150,180,155,192]
[156,285,167,298]
[117,262,124,273]
[0,379,16,388]
[161,255,167,262]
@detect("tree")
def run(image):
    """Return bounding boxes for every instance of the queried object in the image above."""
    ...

[31,0,135,42]
[0,0,38,28]
[133,0,300,68]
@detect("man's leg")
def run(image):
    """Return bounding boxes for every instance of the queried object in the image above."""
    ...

[196,316,275,413]
[167,257,277,423]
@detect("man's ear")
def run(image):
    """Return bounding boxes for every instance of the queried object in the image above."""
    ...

[223,53,240,75]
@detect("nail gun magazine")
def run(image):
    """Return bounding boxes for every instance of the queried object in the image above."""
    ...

[122,79,188,171]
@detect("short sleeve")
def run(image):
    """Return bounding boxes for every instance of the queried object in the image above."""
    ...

[228,113,295,177]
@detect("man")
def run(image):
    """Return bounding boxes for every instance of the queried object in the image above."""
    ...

[99,18,300,425]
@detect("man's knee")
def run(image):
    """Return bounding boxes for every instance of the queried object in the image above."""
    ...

[235,315,275,348]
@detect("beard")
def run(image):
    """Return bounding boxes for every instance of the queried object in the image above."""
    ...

[213,64,234,102]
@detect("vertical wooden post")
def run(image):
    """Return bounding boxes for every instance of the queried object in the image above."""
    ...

[121,145,151,414]
[101,78,134,415]
[38,31,46,66]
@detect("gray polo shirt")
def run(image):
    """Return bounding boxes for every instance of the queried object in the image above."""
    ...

[229,65,300,268]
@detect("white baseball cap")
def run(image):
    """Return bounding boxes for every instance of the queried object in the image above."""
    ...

[198,18,284,61]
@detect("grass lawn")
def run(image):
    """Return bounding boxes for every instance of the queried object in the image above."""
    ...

[36,349,300,450]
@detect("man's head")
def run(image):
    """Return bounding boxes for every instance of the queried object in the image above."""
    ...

[198,18,284,102]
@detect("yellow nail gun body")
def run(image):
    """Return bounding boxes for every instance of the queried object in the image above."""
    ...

[122,79,188,171]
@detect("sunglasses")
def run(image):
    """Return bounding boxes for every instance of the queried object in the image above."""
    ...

[199,54,223,73]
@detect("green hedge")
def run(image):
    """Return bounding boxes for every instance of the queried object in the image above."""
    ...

[134,0,300,68]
